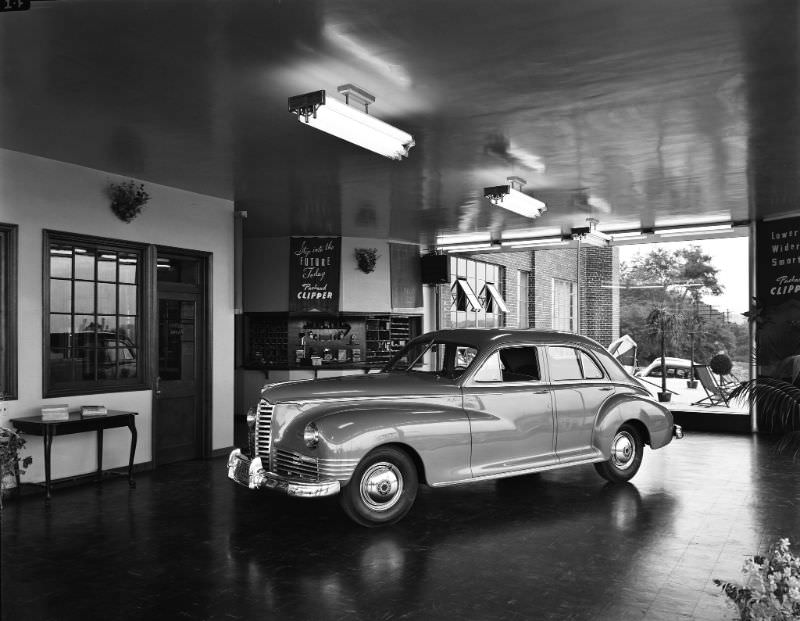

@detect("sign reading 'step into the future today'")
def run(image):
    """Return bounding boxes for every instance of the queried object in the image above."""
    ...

[757,215,800,301]
[289,236,341,313]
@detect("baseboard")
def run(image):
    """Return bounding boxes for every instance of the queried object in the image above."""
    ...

[211,446,234,459]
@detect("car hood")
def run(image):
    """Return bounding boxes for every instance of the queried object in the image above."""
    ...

[262,372,459,404]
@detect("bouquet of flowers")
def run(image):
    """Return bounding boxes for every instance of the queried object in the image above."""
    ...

[714,538,800,620]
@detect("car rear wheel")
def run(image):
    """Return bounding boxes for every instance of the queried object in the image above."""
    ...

[594,423,643,483]
[340,447,418,527]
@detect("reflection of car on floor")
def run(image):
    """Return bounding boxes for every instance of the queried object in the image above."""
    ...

[228,328,683,526]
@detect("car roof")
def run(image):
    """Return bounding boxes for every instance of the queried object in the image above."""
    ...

[420,328,605,351]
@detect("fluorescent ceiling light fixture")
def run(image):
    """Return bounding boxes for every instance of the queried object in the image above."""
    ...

[503,237,566,248]
[288,85,414,160]
[438,242,494,252]
[609,230,646,239]
[484,176,546,219]
[571,217,611,247]
[655,223,733,237]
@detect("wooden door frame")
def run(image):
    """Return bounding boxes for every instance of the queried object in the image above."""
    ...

[150,245,212,466]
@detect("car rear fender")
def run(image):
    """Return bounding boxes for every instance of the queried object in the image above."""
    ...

[592,392,675,457]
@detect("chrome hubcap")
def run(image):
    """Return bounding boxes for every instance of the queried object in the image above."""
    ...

[360,462,403,512]
[610,431,636,470]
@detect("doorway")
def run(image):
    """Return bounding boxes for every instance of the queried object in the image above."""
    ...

[154,250,210,465]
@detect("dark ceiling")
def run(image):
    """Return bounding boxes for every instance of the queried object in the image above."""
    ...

[1,0,798,244]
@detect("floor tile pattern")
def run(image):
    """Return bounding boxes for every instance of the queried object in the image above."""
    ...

[2,432,798,620]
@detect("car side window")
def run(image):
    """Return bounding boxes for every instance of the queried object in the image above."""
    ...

[547,346,583,381]
[473,347,540,383]
[579,351,604,379]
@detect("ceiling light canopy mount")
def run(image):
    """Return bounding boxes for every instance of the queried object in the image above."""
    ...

[288,85,414,160]
[484,176,547,219]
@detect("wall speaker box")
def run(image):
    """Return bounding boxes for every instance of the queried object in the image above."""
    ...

[420,254,449,284]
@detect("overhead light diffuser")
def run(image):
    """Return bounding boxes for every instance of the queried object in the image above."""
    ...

[655,223,732,237]
[484,176,546,219]
[288,85,414,160]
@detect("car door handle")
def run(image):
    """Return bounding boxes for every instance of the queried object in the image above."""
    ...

[599,387,613,391]
[532,389,549,394]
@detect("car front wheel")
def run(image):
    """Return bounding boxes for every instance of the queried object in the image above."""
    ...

[594,423,644,483]
[339,447,418,527]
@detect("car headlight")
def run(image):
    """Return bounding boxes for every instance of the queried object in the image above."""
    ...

[304,422,320,449]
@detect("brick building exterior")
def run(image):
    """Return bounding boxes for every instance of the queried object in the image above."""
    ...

[435,246,619,347]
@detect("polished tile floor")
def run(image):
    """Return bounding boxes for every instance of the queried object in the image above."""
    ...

[2,432,798,621]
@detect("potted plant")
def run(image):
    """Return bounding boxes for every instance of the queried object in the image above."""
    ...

[685,312,704,389]
[0,426,32,509]
[710,352,733,385]
[646,306,683,402]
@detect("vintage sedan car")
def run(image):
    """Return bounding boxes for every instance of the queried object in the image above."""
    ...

[227,329,683,526]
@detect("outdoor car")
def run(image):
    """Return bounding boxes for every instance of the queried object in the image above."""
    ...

[227,329,683,526]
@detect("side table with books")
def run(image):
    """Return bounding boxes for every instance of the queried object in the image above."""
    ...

[11,408,138,500]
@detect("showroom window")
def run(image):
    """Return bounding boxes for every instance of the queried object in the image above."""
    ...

[0,223,18,399]
[552,278,575,331]
[449,256,505,328]
[44,232,147,396]
[518,270,530,328]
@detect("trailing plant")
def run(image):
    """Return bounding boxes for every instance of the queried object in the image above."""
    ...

[714,537,800,620]
[354,247,379,274]
[108,180,150,223]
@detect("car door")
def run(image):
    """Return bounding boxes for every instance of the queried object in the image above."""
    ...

[462,345,556,477]
[545,346,615,463]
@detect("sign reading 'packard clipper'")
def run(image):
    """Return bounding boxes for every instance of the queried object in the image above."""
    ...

[289,236,341,313]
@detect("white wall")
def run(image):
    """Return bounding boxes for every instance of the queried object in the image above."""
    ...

[340,237,392,312]
[0,149,235,483]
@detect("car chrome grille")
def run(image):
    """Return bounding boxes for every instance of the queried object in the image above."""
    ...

[255,399,273,461]
[275,449,320,481]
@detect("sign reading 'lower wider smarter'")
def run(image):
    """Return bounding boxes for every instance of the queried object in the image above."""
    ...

[757,215,800,301]
[289,236,341,313]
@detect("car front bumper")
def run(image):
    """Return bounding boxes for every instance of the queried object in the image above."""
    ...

[673,424,684,439]
[227,449,341,498]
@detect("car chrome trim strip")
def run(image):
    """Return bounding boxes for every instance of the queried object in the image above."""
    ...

[430,454,607,487]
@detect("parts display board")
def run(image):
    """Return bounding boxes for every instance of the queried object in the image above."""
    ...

[289,237,341,313]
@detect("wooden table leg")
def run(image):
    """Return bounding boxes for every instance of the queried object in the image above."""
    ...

[127,417,137,488]
[44,427,53,500]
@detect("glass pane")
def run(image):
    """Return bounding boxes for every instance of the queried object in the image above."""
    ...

[159,299,195,381]
[118,254,138,283]
[50,280,72,313]
[50,248,72,278]
[118,317,137,346]
[96,315,117,334]
[157,256,200,285]
[97,282,116,314]
[50,314,72,338]
[74,249,95,280]
[77,348,97,380]
[49,349,75,384]
[74,281,95,313]
[119,285,137,315]
[98,254,117,282]
[580,352,604,379]
[548,347,583,381]
[74,315,97,337]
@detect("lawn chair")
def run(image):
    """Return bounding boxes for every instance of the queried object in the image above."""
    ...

[692,365,733,407]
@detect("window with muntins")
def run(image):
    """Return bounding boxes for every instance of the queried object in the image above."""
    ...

[449,256,505,328]
[552,278,574,331]
[45,233,146,396]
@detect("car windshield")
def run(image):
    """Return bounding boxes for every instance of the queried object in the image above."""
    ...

[383,339,479,379]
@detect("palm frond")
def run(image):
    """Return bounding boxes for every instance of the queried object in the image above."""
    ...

[729,378,800,459]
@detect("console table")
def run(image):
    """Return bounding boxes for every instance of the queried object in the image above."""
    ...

[11,410,137,499]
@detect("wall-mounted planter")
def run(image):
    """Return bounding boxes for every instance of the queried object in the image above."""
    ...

[354,247,379,273]
[109,180,150,223]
